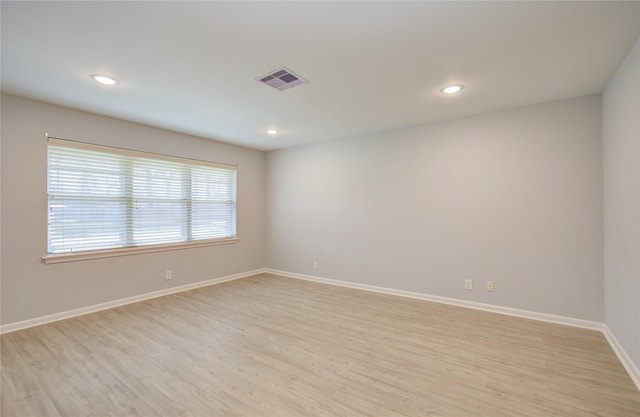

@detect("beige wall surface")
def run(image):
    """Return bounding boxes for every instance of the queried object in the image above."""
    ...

[0,93,607,326]
[0,94,266,325]
[603,36,640,370]
[266,95,604,321]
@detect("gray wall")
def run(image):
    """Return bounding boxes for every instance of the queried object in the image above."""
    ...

[0,94,266,325]
[603,36,640,370]
[0,93,611,325]
[266,95,604,321]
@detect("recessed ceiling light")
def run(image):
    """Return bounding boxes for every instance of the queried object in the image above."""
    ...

[90,74,119,85]
[440,84,464,94]
[266,129,279,135]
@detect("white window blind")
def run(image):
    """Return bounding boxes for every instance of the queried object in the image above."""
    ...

[47,138,236,255]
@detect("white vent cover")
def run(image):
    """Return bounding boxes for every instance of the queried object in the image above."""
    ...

[257,67,308,91]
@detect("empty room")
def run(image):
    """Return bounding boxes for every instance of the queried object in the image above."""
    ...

[1,1,640,416]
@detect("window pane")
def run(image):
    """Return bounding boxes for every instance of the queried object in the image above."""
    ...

[191,201,236,239]
[132,159,185,199]
[48,149,124,197]
[47,138,237,255]
[191,166,235,201]
[48,145,127,253]
[131,157,188,245]
[48,198,126,253]
[191,166,236,240]
[133,201,187,245]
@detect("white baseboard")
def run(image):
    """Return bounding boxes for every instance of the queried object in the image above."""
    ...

[0,268,266,335]
[266,268,640,392]
[265,269,603,330]
[602,324,640,391]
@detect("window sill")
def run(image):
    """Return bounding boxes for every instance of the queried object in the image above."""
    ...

[42,238,239,264]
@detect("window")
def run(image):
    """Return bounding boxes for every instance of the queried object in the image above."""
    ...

[46,138,237,258]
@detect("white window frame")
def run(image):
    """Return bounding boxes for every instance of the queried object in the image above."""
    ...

[43,137,238,264]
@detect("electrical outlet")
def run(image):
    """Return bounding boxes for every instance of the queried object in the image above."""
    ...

[313,261,318,270]
[165,270,172,280]
[465,279,473,290]
[486,281,495,292]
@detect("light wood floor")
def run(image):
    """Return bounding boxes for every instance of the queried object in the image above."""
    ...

[2,274,639,417]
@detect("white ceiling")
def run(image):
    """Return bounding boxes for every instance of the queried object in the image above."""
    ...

[2,1,639,151]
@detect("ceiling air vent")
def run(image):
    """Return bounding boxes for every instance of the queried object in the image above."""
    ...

[257,67,308,91]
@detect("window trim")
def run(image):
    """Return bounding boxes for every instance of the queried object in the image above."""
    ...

[47,137,237,171]
[44,136,239,263]
[42,237,239,264]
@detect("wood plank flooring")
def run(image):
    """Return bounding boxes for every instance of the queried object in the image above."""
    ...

[2,273,639,416]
